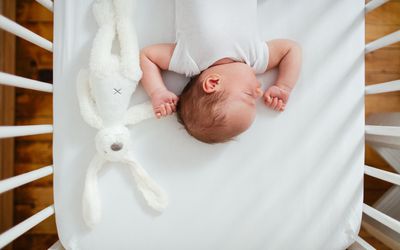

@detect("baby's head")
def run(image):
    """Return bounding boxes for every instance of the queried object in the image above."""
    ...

[177,62,262,144]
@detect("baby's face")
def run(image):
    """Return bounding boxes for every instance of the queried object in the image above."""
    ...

[220,63,262,134]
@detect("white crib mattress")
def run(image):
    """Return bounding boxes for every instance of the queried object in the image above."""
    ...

[53,1,365,249]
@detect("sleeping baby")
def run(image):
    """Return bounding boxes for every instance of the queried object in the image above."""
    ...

[140,0,302,144]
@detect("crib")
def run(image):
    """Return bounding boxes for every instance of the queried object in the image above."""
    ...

[0,0,399,249]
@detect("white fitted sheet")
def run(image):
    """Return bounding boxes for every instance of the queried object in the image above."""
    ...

[53,0,365,249]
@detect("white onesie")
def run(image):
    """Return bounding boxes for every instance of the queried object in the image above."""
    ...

[169,0,269,78]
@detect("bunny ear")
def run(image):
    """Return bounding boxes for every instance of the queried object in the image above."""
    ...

[76,69,104,129]
[124,155,168,212]
[82,155,106,229]
[113,0,142,82]
[123,101,155,126]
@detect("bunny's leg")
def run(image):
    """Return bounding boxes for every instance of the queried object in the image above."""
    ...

[82,155,105,229]
[113,0,142,82]
[90,0,116,76]
[123,153,168,212]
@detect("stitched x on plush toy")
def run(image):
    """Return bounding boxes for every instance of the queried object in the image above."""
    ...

[76,0,168,229]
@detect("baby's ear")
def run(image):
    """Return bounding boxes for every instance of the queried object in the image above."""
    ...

[203,74,221,93]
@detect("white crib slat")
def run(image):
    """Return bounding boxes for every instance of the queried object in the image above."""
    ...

[35,0,53,12]
[365,30,400,53]
[348,236,376,250]
[0,15,52,52]
[0,72,53,92]
[0,125,53,139]
[0,165,53,194]
[0,205,54,249]
[365,125,400,137]
[364,165,400,185]
[363,204,400,234]
[349,236,376,250]
[365,0,390,13]
[48,240,65,250]
[365,80,400,95]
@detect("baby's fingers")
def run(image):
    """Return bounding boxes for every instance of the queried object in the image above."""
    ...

[275,99,283,112]
[155,104,167,118]
[154,108,162,119]
[270,97,278,109]
[170,102,176,112]
[264,94,272,104]
[165,103,173,115]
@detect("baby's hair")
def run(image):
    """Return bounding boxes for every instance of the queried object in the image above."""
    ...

[176,75,231,144]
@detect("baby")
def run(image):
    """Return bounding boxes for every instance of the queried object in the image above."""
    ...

[140,0,301,144]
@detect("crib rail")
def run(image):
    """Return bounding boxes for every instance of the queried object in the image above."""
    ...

[0,14,52,52]
[0,72,53,92]
[0,166,53,194]
[0,125,53,139]
[365,30,400,53]
[365,125,400,137]
[364,165,400,186]
[365,0,390,13]
[0,1,55,249]
[0,206,55,249]
[35,0,54,12]
[353,1,400,249]
[365,80,400,95]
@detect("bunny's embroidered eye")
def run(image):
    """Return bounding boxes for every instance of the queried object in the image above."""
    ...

[113,88,122,95]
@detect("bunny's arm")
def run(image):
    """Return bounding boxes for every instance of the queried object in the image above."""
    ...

[123,101,155,126]
[113,0,142,83]
[76,70,103,129]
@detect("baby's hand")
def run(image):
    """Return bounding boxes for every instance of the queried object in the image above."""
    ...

[263,84,291,112]
[150,89,179,119]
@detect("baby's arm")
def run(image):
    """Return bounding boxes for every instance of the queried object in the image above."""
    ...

[140,43,177,118]
[264,39,302,112]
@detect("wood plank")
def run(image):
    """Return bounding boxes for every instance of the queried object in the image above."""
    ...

[13,186,56,234]
[16,38,53,71]
[15,140,52,164]
[358,226,391,250]
[365,1,400,25]
[365,145,397,172]
[365,72,400,84]
[14,186,53,212]
[16,0,53,23]
[366,23,400,47]
[0,2,16,250]
[15,116,53,125]
[15,91,53,118]
[365,48,400,75]
[12,234,58,250]
[365,93,400,117]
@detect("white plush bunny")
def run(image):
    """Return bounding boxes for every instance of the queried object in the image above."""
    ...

[76,0,168,229]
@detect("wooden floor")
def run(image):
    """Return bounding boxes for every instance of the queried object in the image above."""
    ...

[2,0,400,249]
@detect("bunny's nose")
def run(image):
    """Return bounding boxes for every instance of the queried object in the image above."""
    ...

[111,143,123,151]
